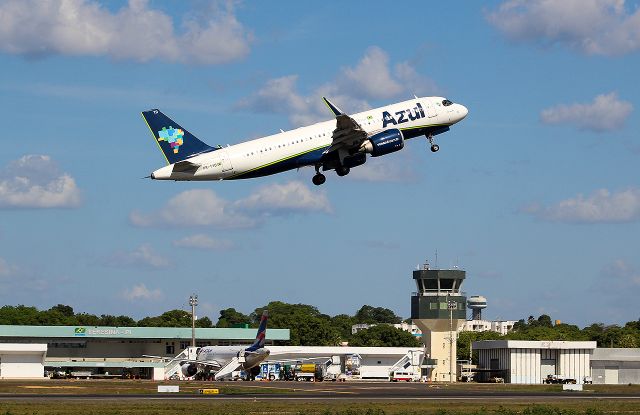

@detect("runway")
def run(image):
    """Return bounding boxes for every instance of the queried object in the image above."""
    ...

[2,382,640,401]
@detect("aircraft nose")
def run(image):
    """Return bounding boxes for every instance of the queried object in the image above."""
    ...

[458,104,468,120]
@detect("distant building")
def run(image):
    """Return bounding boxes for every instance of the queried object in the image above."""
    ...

[351,322,422,337]
[460,319,516,335]
[473,340,596,384]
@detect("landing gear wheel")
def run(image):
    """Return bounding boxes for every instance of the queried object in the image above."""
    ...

[430,144,440,153]
[312,173,326,186]
[336,166,350,177]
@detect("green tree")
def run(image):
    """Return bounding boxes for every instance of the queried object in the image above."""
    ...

[617,333,638,348]
[216,308,251,328]
[252,301,340,346]
[75,313,101,326]
[354,305,401,324]
[49,304,75,317]
[350,325,421,347]
[138,310,191,327]
[195,316,213,328]
[537,314,553,328]
[331,314,356,343]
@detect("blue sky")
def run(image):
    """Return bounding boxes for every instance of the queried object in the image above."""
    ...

[0,0,639,327]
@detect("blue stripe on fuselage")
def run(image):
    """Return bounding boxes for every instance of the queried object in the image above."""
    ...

[228,146,327,180]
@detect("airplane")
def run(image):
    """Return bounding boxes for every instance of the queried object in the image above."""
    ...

[141,96,468,186]
[172,310,271,380]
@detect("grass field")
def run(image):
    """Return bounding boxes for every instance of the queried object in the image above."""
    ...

[1,380,640,415]
[2,401,640,415]
[1,379,640,395]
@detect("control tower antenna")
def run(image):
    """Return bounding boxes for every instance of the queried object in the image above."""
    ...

[435,250,438,269]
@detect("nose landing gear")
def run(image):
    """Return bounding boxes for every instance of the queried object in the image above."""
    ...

[427,134,439,152]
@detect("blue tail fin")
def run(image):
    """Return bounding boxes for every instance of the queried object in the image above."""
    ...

[246,310,268,352]
[141,109,215,165]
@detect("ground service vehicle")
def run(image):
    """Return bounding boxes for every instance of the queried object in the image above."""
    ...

[391,371,414,382]
[294,364,325,382]
[544,374,577,384]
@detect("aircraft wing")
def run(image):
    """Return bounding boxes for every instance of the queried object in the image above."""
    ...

[322,97,368,155]
[264,356,332,364]
[214,356,241,380]
[142,354,222,368]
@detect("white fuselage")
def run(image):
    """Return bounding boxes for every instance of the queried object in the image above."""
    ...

[152,97,468,181]
[197,345,270,371]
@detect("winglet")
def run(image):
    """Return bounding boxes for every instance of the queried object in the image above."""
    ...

[322,97,344,116]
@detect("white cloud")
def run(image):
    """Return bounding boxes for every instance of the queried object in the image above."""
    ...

[540,92,633,132]
[130,189,256,229]
[237,46,439,127]
[105,244,170,269]
[131,181,332,228]
[173,234,234,251]
[347,154,418,183]
[486,0,640,56]
[341,46,403,100]
[600,260,640,290]
[0,155,81,209]
[0,0,251,65]
[522,188,640,223]
[235,181,332,215]
[122,283,163,302]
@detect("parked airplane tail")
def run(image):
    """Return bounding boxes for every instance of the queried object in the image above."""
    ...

[246,310,268,352]
[141,109,216,165]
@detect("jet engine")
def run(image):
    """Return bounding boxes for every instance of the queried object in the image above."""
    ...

[343,152,366,168]
[360,129,404,157]
[181,363,197,377]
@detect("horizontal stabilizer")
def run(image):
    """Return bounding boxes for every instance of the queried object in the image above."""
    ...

[172,160,200,174]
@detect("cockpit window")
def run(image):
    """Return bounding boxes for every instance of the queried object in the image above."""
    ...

[442,99,453,106]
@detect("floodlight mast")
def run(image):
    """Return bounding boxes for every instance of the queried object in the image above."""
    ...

[189,294,198,348]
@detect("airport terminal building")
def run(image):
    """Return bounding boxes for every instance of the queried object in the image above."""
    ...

[0,324,290,379]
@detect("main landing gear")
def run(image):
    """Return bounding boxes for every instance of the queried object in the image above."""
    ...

[312,164,326,186]
[336,166,350,177]
[427,134,439,153]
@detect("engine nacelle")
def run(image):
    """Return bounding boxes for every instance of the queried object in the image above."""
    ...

[249,366,261,377]
[181,363,197,378]
[360,129,404,157]
[343,152,366,168]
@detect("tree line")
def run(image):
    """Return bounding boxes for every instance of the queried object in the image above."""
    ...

[0,302,421,347]
[457,314,640,360]
[4,305,637,350]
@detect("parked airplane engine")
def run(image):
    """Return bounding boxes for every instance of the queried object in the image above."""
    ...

[181,363,197,377]
[360,129,404,157]
[249,366,261,377]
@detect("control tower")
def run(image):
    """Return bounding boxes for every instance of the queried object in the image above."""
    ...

[467,296,487,321]
[410,262,466,382]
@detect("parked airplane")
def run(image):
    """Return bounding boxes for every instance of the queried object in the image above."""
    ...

[173,311,271,380]
[142,96,468,186]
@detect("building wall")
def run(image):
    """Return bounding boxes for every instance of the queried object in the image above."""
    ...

[360,355,405,378]
[477,348,510,382]
[0,353,45,378]
[558,349,590,384]
[509,348,541,384]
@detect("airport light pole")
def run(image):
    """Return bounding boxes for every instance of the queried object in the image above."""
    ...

[447,296,457,383]
[189,294,198,348]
